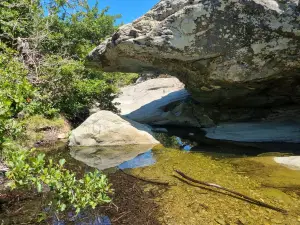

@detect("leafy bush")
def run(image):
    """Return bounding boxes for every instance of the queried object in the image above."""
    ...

[0,0,138,218]
[154,133,180,149]
[37,56,119,120]
[38,0,119,58]
[103,72,139,87]
[0,43,55,146]
[0,0,127,123]
[0,43,33,117]
[4,143,112,214]
[0,42,57,119]
[0,0,40,45]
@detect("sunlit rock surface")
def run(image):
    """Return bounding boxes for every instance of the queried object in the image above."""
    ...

[114,77,185,115]
[69,110,159,146]
[274,156,300,170]
[88,0,300,111]
[113,78,207,127]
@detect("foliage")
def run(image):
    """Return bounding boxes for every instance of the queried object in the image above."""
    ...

[38,0,120,58]
[0,0,40,46]
[0,43,51,146]
[0,0,130,218]
[0,0,134,122]
[154,133,180,149]
[103,72,139,87]
[4,143,112,214]
[0,43,34,118]
[37,56,119,120]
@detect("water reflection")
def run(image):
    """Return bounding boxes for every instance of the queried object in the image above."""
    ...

[153,126,300,156]
[176,137,193,151]
[70,144,155,170]
[118,150,156,169]
[53,215,111,225]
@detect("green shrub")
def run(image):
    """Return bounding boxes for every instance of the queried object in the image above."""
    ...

[0,42,57,119]
[0,0,139,219]
[0,43,33,117]
[37,56,119,120]
[0,0,40,45]
[4,143,112,214]
[154,133,180,149]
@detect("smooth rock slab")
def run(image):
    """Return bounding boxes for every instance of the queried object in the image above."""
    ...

[203,121,300,143]
[114,77,186,115]
[274,157,300,170]
[69,110,159,146]
[114,77,204,127]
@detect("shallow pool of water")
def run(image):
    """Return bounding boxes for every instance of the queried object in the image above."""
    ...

[127,145,300,225]
[1,141,300,225]
[66,140,300,224]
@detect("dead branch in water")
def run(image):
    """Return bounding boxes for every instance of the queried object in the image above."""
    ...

[120,169,170,186]
[175,169,288,214]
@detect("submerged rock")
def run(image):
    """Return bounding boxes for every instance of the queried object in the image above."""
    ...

[69,110,159,146]
[87,0,300,122]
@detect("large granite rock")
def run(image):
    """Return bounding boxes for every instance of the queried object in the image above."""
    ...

[113,77,211,127]
[69,110,159,146]
[87,0,300,115]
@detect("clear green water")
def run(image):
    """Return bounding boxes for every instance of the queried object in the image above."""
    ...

[125,145,300,225]
[1,142,300,224]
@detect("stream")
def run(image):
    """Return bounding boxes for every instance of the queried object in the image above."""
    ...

[1,131,300,225]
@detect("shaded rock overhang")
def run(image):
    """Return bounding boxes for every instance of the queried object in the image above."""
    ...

[86,0,300,107]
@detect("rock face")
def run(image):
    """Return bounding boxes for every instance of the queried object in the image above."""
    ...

[69,110,159,146]
[113,77,208,127]
[87,0,300,121]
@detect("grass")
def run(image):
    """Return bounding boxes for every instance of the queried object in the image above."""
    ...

[18,115,70,147]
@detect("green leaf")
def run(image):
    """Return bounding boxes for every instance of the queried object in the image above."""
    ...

[37,182,42,192]
[59,158,66,166]
[60,203,66,212]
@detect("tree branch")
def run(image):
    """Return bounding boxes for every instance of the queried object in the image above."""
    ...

[120,169,170,186]
[175,169,287,214]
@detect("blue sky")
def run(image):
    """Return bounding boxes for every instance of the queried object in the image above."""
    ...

[88,0,159,24]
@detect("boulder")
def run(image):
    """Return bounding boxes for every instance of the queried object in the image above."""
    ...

[113,77,209,127]
[87,0,300,122]
[69,110,159,146]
